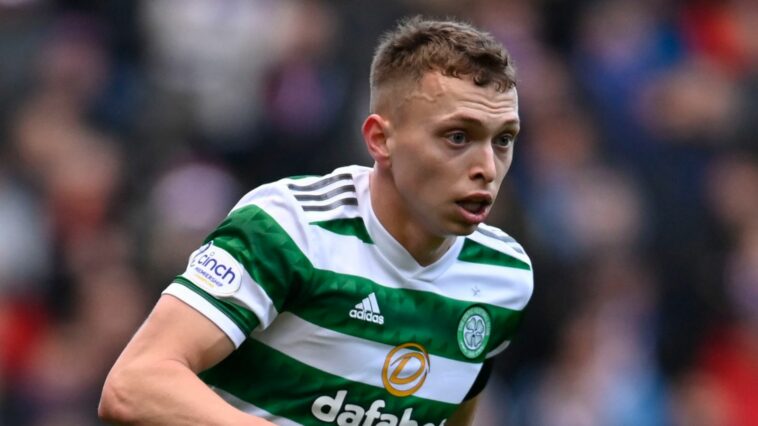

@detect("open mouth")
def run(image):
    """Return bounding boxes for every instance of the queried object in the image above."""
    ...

[456,200,490,215]
[455,194,493,220]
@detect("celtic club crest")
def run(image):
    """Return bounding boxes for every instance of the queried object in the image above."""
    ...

[457,306,491,359]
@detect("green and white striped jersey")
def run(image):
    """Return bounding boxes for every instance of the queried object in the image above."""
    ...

[163,165,533,426]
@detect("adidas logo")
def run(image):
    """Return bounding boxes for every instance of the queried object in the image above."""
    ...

[349,292,384,325]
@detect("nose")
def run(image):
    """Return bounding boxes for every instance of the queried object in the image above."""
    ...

[469,144,497,183]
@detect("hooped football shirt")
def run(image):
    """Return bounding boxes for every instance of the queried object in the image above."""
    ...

[163,165,533,426]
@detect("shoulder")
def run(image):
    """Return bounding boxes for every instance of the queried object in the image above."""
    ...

[463,223,532,271]
[233,166,368,215]
[456,224,533,310]
[224,166,371,245]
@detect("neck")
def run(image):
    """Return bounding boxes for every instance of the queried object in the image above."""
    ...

[369,169,455,266]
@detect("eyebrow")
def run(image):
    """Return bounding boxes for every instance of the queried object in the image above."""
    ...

[439,114,520,131]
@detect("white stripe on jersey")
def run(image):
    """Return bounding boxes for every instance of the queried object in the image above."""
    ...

[229,264,279,330]
[163,284,247,347]
[298,224,533,311]
[445,262,533,311]
[253,312,481,404]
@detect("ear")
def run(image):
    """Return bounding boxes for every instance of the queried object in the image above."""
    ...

[362,113,393,168]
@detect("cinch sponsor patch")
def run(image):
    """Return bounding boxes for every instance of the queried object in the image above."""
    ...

[182,241,242,297]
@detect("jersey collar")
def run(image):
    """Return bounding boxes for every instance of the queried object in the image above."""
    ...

[361,177,463,282]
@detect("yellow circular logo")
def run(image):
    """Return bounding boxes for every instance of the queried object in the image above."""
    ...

[381,343,431,397]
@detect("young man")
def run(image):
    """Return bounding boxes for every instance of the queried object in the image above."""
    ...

[99,16,532,426]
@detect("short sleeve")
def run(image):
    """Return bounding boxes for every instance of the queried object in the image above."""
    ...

[164,183,312,347]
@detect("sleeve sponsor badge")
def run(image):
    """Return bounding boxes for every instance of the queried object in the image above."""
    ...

[182,241,243,297]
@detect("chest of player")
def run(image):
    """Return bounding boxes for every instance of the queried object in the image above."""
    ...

[280,268,496,401]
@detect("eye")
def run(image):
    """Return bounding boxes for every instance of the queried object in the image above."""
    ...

[446,131,468,145]
[494,133,515,148]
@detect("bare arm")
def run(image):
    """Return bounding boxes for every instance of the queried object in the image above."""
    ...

[446,396,480,426]
[98,295,274,425]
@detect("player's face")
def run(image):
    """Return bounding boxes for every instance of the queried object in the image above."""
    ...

[387,72,520,237]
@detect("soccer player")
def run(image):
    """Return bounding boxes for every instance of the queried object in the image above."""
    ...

[99,16,533,426]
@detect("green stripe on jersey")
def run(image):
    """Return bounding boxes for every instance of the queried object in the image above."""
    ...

[200,338,456,425]
[290,270,524,363]
[174,277,259,335]
[311,218,374,244]
[205,205,313,313]
[458,238,531,271]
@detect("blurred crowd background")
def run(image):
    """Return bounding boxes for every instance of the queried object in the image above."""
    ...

[0,0,756,425]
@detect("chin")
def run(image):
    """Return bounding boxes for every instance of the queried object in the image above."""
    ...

[445,222,479,237]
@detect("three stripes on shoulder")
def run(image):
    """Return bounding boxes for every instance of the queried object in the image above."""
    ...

[288,174,356,212]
